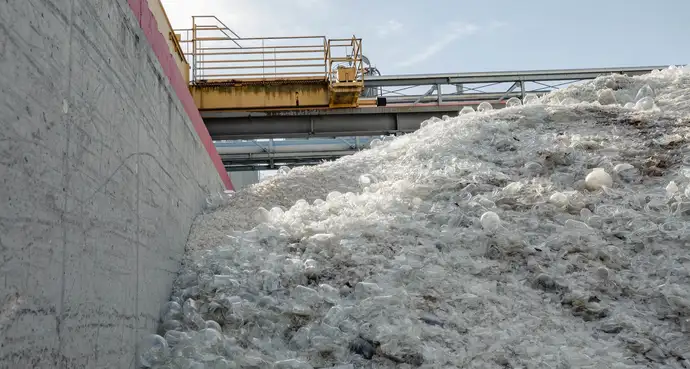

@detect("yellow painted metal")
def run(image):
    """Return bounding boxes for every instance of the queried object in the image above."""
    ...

[190,83,330,111]
[176,16,365,110]
[358,98,377,107]
[325,37,364,108]
[337,66,356,82]
[329,82,363,108]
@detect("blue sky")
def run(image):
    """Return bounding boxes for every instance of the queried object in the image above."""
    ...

[162,0,689,76]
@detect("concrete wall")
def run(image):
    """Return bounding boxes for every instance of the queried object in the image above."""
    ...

[229,171,261,190]
[127,0,232,190]
[0,0,227,367]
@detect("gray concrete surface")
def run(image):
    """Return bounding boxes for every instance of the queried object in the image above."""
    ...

[0,0,225,367]
[228,171,260,190]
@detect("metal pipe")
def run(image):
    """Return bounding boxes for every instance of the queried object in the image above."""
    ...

[193,49,325,55]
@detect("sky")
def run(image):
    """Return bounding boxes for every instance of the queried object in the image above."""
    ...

[160,0,689,76]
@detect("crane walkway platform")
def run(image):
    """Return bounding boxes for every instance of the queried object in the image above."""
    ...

[169,17,669,168]
[201,65,666,140]
[174,16,665,119]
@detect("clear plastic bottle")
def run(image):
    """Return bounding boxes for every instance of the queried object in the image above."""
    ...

[138,334,169,367]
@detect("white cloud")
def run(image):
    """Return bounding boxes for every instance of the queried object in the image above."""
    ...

[377,20,403,37]
[396,22,478,68]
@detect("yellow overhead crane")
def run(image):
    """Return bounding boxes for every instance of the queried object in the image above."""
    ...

[173,16,365,112]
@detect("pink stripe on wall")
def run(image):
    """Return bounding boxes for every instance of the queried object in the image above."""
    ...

[126,0,234,190]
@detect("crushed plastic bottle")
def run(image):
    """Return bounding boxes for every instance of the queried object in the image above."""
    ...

[634,84,655,101]
[597,88,617,105]
[561,97,579,106]
[252,207,271,223]
[503,181,523,195]
[138,334,169,367]
[613,163,634,173]
[459,106,475,114]
[523,94,539,105]
[666,181,679,196]
[585,168,613,190]
[506,97,522,108]
[480,211,501,231]
[278,166,291,176]
[269,206,285,220]
[419,120,433,128]
[634,96,656,111]
[613,163,637,182]
[548,192,568,208]
[477,101,494,113]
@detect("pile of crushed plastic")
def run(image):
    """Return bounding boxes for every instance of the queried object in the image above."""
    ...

[141,66,690,369]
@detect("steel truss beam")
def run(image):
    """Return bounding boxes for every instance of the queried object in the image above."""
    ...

[221,150,356,171]
[203,103,495,140]
[363,66,667,87]
[365,65,668,105]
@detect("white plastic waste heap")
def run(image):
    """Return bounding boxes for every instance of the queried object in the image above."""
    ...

[142,66,690,368]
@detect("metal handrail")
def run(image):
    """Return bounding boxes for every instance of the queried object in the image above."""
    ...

[199,57,325,63]
[192,16,242,48]
[201,72,328,78]
[198,64,326,70]
[175,16,363,84]
[197,45,324,50]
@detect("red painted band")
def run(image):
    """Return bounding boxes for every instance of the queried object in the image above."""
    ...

[126,0,234,190]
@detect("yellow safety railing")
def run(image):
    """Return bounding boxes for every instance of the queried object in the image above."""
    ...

[175,16,362,84]
[326,37,364,85]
